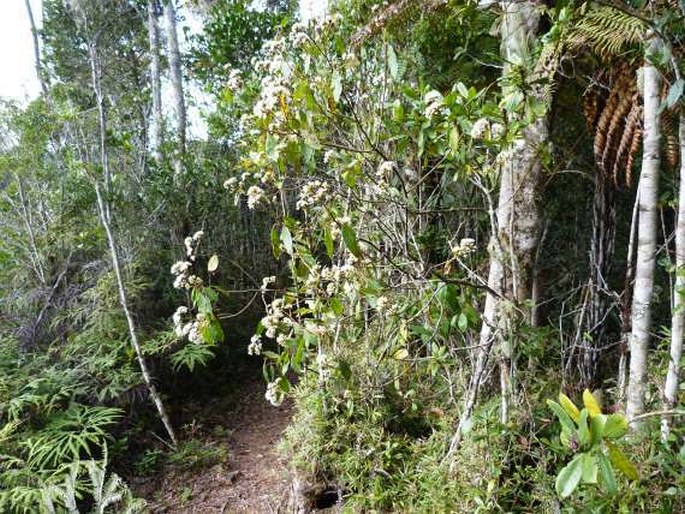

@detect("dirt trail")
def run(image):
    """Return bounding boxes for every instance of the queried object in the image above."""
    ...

[136,377,293,513]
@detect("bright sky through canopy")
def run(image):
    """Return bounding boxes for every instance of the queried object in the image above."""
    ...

[0,0,41,101]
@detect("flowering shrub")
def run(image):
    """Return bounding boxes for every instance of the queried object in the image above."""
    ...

[168,230,224,371]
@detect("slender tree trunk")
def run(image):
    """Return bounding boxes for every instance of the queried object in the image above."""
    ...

[494,0,547,423]
[618,191,640,408]
[24,0,48,96]
[448,1,548,458]
[148,0,163,162]
[163,0,186,167]
[94,183,177,446]
[87,36,177,446]
[626,42,661,425]
[583,173,616,386]
[662,112,684,440]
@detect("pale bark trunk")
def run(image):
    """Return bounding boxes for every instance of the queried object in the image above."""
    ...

[163,0,186,164]
[494,0,546,424]
[148,0,163,162]
[87,36,177,446]
[449,1,547,456]
[24,0,48,95]
[618,187,640,408]
[626,45,661,425]
[662,113,685,440]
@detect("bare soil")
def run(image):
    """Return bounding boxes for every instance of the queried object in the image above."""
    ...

[133,377,293,513]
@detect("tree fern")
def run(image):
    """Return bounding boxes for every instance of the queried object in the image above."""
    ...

[566,6,647,60]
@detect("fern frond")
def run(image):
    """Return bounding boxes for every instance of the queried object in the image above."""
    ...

[350,0,449,48]
[567,6,647,60]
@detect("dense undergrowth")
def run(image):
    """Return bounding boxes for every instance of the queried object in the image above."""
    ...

[1,0,684,512]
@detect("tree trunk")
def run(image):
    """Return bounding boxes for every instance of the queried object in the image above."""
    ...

[448,1,547,458]
[148,0,163,162]
[493,0,547,423]
[87,34,177,446]
[24,0,48,96]
[626,43,661,425]
[163,0,186,166]
[582,173,616,386]
[662,112,684,440]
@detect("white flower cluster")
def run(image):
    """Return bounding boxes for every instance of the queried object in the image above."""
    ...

[424,90,447,119]
[265,380,283,406]
[319,262,355,296]
[289,21,309,47]
[470,118,505,141]
[262,298,292,339]
[247,185,266,209]
[451,237,477,258]
[170,231,204,289]
[316,351,333,381]
[226,68,243,92]
[261,275,276,292]
[172,306,204,344]
[296,180,331,211]
[185,230,204,261]
[248,334,262,356]
[376,160,396,181]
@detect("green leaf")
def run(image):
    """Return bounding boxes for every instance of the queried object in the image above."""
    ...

[666,78,684,109]
[583,389,603,417]
[392,99,404,122]
[449,125,460,155]
[332,71,342,103]
[393,348,409,360]
[578,408,591,447]
[603,414,629,440]
[580,452,598,484]
[271,226,281,259]
[607,442,639,481]
[589,414,606,446]
[342,224,362,258]
[207,254,219,273]
[457,313,468,332]
[280,226,293,255]
[547,400,575,433]
[559,393,581,423]
[324,228,334,258]
[387,44,399,80]
[556,454,583,498]
[597,450,617,493]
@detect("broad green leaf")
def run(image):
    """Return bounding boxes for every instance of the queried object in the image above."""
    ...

[392,99,404,122]
[271,226,281,259]
[324,228,334,258]
[332,71,342,103]
[393,348,409,360]
[547,400,575,433]
[556,454,583,498]
[603,414,629,440]
[578,408,590,447]
[666,78,684,109]
[598,451,617,493]
[583,389,603,417]
[207,254,219,272]
[580,452,598,484]
[449,125,460,155]
[559,392,580,423]
[607,442,639,481]
[387,44,399,80]
[342,224,362,258]
[457,313,468,332]
[280,226,293,255]
[589,414,606,446]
